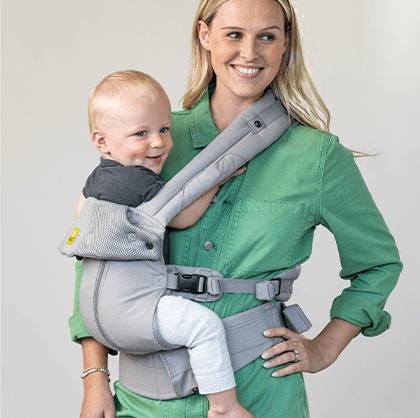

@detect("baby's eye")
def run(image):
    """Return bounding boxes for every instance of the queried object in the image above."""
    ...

[228,32,242,40]
[160,127,170,134]
[136,131,146,137]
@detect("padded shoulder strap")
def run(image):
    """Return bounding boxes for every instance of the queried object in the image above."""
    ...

[138,90,292,226]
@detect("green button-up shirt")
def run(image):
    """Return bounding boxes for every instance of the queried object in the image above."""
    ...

[70,88,402,417]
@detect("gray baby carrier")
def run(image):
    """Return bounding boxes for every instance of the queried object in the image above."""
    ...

[58,90,311,399]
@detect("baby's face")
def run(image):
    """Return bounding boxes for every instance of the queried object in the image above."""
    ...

[100,92,173,174]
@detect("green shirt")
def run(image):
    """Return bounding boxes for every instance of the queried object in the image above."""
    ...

[70,88,402,417]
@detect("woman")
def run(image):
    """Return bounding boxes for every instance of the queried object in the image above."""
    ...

[71,0,402,416]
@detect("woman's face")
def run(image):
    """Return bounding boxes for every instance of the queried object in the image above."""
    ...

[198,0,288,105]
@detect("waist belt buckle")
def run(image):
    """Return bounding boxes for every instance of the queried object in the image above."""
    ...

[175,273,207,294]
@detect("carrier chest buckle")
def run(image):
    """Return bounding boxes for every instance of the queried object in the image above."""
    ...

[174,273,207,294]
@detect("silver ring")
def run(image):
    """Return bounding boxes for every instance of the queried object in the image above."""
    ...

[293,349,299,363]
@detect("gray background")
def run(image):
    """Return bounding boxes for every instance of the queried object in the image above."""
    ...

[2,0,419,417]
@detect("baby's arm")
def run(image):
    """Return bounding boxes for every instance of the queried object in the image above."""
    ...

[75,192,86,218]
[168,167,246,229]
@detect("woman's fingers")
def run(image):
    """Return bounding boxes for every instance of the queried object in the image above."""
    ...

[261,327,312,377]
[263,327,299,341]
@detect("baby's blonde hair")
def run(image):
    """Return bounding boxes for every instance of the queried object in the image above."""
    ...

[88,70,167,133]
[183,0,330,132]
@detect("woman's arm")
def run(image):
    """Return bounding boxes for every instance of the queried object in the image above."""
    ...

[261,318,361,377]
[79,337,115,418]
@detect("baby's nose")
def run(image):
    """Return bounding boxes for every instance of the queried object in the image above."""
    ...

[150,134,164,147]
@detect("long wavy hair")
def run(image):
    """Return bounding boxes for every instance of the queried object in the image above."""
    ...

[182,0,331,132]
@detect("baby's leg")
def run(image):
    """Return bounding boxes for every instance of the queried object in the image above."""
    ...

[156,295,235,393]
[156,296,254,417]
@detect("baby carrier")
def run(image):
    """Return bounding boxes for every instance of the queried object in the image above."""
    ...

[58,89,311,399]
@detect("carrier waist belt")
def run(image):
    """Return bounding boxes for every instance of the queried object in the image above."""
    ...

[119,301,310,400]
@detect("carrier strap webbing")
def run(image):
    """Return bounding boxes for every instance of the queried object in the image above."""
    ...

[164,264,301,303]
[139,89,292,226]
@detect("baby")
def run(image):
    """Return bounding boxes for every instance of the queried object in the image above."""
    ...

[76,70,253,418]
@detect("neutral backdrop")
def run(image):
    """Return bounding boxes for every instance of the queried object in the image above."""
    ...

[2,1,419,417]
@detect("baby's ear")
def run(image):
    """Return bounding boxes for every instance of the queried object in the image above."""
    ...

[91,130,109,154]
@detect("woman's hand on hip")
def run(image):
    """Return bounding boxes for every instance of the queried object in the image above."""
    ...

[261,318,362,377]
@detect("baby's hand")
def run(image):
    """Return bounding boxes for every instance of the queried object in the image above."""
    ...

[218,167,246,187]
[208,402,255,418]
[75,192,86,218]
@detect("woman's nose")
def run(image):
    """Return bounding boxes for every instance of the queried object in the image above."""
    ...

[240,37,259,61]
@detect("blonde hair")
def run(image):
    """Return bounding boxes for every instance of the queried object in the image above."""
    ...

[182,0,330,132]
[88,70,167,133]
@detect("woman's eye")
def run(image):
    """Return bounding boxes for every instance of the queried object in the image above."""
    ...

[136,131,146,137]
[160,127,170,134]
[228,32,242,40]
[260,34,274,41]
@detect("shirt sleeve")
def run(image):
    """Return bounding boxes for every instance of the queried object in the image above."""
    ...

[68,260,91,342]
[318,135,402,336]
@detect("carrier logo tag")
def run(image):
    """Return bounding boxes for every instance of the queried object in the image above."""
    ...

[66,227,80,245]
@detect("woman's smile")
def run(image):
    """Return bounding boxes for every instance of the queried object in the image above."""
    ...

[231,65,263,76]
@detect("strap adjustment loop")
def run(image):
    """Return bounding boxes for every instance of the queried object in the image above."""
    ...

[255,280,280,301]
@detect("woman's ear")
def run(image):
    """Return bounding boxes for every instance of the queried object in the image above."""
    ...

[91,130,110,155]
[283,34,289,56]
[197,20,211,50]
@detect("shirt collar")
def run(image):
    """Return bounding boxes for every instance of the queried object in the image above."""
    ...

[99,157,121,167]
[190,84,220,149]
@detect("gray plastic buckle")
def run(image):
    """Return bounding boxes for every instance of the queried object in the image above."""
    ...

[282,304,312,333]
[174,273,207,294]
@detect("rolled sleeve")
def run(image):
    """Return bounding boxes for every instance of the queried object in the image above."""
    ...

[319,136,402,336]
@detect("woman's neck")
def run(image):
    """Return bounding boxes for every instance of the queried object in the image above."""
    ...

[209,87,264,132]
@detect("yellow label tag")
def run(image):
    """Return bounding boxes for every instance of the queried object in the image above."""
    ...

[66,227,80,245]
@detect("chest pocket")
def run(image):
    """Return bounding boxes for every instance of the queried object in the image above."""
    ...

[222,199,309,276]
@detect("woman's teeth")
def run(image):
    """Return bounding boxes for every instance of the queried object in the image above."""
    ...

[235,66,262,74]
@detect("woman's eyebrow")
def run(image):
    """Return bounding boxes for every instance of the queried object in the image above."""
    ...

[221,25,282,31]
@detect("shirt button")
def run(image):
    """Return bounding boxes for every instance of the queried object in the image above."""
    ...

[204,241,214,251]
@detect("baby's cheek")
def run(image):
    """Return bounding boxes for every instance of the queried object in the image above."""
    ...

[130,144,148,158]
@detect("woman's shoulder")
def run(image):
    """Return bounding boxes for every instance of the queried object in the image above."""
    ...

[284,124,337,143]
[280,124,340,153]
[170,108,194,133]
[275,124,355,168]
[171,108,193,120]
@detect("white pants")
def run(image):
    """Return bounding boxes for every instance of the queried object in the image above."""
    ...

[156,295,236,394]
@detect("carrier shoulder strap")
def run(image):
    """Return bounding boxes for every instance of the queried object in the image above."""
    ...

[139,89,292,226]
